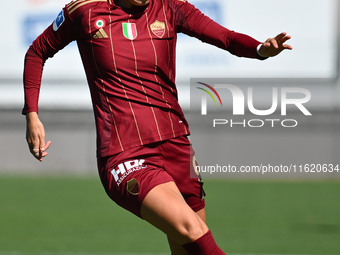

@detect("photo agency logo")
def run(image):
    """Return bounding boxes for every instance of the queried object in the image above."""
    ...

[193,80,312,128]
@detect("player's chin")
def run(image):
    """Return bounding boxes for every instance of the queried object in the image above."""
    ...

[128,0,150,6]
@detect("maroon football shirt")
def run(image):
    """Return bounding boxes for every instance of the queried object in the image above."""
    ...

[23,0,264,157]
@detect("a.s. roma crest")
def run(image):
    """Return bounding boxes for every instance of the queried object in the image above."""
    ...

[150,20,165,38]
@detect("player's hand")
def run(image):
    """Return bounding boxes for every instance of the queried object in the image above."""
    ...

[25,112,51,162]
[258,32,293,58]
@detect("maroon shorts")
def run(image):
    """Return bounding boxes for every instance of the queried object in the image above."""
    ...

[97,135,205,218]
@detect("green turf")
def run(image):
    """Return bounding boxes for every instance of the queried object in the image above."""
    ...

[0,176,339,254]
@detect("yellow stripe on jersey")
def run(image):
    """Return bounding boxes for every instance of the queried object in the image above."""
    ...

[67,0,105,10]
[92,28,108,39]
[99,28,108,38]
[93,31,103,39]
[67,0,107,15]
[67,0,87,10]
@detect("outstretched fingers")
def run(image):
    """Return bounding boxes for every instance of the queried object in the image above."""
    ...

[276,33,293,50]
[269,38,279,49]
[275,32,287,41]
[259,32,293,57]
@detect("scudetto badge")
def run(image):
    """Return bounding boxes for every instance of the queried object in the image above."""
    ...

[122,23,137,40]
[150,20,165,38]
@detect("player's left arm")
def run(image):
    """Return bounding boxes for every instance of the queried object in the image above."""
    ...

[173,0,292,59]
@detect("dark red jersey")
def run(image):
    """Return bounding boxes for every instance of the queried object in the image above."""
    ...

[23,0,264,157]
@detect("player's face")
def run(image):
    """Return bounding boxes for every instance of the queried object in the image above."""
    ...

[126,0,150,6]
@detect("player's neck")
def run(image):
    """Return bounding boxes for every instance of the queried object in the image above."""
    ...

[114,0,150,9]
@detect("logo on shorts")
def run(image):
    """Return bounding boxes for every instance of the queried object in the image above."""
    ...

[111,159,147,185]
[53,10,65,31]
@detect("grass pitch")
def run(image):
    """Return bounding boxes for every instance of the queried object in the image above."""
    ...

[0,176,339,255]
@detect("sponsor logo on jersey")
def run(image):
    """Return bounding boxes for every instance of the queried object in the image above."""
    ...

[94,19,106,29]
[150,20,165,38]
[122,23,137,40]
[110,159,147,185]
[53,10,65,31]
[92,28,108,39]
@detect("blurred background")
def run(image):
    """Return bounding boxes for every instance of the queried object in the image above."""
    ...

[0,0,339,254]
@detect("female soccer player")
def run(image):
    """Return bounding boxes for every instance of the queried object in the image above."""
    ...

[23,0,292,253]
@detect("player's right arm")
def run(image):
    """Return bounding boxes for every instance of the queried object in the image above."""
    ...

[23,6,76,161]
